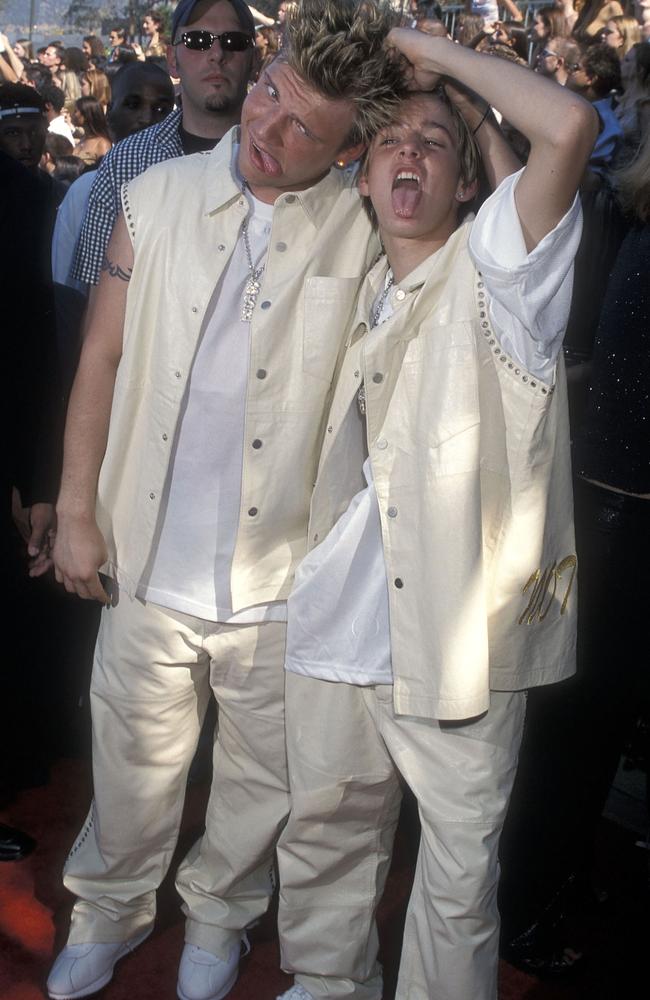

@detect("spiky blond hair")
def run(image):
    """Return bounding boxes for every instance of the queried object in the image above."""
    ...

[283,0,409,146]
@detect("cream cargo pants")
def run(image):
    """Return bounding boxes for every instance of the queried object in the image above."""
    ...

[277,673,525,1000]
[63,592,289,959]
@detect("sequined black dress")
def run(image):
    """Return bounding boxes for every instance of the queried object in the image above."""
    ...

[498,220,650,970]
[576,220,650,492]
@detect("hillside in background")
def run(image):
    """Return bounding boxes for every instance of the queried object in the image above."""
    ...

[2,1,111,32]
[1,0,279,32]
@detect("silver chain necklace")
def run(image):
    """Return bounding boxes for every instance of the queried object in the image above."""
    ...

[371,267,394,328]
[359,265,395,416]
[240,184,265,322]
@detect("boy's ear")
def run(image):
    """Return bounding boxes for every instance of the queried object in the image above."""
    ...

[455,177,479,203]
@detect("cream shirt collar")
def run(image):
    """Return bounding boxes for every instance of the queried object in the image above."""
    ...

[202,125,352,228]
[347,214,476,347]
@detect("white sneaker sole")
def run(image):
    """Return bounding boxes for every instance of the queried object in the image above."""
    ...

[47,926,153,999]
[176,964,238,1000]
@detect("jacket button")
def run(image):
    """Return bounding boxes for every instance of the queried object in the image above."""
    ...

[394,578,404,589]
[218,244,226,252]
[372,372,384,383]
[162,433,168,441]
[275,241,287,252]
[376,437,387,450]
[252,439,262,449]
[261,300,271,309]
[191,306,198,313]
[387,506,397,518]
[149,492,156,500]
[285,194,296,204]
[248,507,258,516]
[175,371,182,379]
[395,289,406,301]
[256,368,267,379]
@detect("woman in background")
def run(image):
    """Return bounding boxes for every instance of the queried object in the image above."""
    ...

[60,47,87,108]
[601,14,642,57]
[573,0,624,43]
[82,35,106,65]
[13,38,34,64]
[135,10,168,60]
[80,68,111,113]
[500,125,650,982]
[533,5,571,42]
[530,7,571,65]
[72,96,111,166]
[616,42,650,142]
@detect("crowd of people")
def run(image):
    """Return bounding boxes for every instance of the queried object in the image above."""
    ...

[1,1,648,186]
[1,1,648,999]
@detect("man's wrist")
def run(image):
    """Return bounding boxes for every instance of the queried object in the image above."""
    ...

[55,501,96,523]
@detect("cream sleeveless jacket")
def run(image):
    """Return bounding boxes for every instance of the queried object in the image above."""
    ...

[308,218,577,720]
[94,129,377,609]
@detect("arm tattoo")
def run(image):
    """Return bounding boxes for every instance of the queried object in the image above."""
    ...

[101,253,133,282]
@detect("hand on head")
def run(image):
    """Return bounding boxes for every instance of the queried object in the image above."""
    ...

[387,26,444,91]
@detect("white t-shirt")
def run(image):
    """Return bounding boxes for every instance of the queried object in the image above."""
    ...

[140,155,285,624]
[48,115,75,146]
[285,170,581,686]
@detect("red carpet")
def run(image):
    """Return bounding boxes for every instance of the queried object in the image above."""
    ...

[0,756,646,999]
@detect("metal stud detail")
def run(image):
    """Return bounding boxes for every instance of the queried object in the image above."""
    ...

[476,276,548,394]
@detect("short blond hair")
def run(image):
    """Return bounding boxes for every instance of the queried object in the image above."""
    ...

[283,0,409,146]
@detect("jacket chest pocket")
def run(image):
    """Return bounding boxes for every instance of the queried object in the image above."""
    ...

[390,329,480,452]
[303,276,361,382]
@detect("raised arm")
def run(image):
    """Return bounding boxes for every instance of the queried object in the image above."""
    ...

[53,212,133,601]
[501,0,524,22]
[248,5,277,26]
[0,34,24,80]
[388,29,599,251]
[444,81,522,191]
[0,51,18,82]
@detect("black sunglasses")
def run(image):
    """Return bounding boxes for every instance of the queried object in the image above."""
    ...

[178,30,253,52]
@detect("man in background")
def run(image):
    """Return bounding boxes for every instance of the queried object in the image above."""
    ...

[42,83,75,144]
[567,42,623,176]
[536,36,581,86]
[52,60,175,296]
[71,0,257,289]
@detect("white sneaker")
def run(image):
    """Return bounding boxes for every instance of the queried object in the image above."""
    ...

[46,927,152,999]
[177,934,250,1000]
[276,985,315,1000]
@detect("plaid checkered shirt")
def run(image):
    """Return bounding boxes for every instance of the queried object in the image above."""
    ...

[70,109,184,286]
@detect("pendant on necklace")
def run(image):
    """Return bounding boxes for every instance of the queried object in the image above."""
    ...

[241,275,261,322]
[357,383,366,416]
